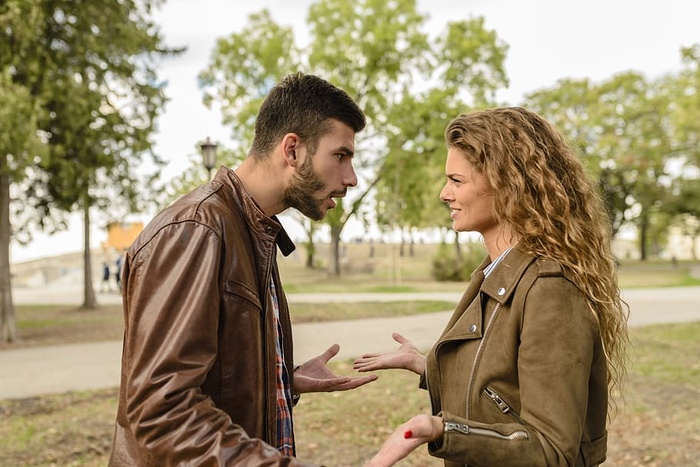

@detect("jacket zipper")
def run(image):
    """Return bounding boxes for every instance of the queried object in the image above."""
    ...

[444,421,528,440]
[465,302,501,419]
[483,386,526,424]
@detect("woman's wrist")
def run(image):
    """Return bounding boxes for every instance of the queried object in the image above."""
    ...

[409,354,427,375]
[432,415,445,442]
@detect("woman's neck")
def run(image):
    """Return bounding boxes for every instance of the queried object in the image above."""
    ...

[482,226,519,260]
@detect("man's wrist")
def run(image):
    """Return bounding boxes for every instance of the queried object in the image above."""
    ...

[292,365,302,406]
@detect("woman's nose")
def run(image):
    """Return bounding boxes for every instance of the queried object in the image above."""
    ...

[439,183,451,202]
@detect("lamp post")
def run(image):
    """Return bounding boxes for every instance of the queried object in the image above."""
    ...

[200,137,218,179]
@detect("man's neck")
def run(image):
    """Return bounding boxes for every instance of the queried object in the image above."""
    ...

[234,156,286,217]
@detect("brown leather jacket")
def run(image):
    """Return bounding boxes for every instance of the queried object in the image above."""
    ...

[109,166,316,466]
[423,247,608,467]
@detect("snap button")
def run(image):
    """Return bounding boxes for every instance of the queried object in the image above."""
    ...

[469,324,477,333]
[497,287,506,296]
[265,226,273,234]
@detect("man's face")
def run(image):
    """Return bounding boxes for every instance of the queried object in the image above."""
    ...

[283,119,358,220]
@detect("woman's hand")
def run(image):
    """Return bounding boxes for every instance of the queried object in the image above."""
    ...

[365,414,443,467]
[353,332,426,375]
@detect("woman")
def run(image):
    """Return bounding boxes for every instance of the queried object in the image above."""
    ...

[358,107,629,466]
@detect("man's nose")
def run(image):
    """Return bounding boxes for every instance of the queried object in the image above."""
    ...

[344,164,358,187]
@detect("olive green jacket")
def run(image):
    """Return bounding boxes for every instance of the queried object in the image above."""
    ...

[423,247,608,466]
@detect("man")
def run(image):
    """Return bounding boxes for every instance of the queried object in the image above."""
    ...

[109,72,377,466]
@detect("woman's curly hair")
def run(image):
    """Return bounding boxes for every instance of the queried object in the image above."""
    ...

[445,106,629,407]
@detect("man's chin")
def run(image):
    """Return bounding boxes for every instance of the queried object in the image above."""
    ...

[297,206,325,221]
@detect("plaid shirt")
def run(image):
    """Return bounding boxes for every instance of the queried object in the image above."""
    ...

[270,280,295,456]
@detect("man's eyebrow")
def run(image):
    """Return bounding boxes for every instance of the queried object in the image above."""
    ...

[336,146,355,157]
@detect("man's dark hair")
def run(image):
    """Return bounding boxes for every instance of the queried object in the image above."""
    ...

[249,72,366,158]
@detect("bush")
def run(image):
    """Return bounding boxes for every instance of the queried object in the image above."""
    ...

[431,241,487,282]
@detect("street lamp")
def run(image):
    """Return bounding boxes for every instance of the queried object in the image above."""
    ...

[200,137,218,178]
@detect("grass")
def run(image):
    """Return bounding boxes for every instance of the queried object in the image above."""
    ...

[616,260,700,288]
[1,322,698,466]
[289,301,456,322]
[2,244,699,465]
[277,242,700,292]
[629,322,700,385]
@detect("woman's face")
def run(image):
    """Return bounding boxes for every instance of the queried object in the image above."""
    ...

[439,147,498,236]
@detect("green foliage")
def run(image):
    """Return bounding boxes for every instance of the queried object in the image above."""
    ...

[198,0,510,275]
[431,241,486,282]
[522,65,698,260]
[0,70,46,179]
[2,0,177,232]
[198,8,300,165]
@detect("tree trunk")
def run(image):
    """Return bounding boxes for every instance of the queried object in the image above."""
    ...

[409,229,415,257]
[305,239,315,269]
[453,232,463,260]
[303,221,316,269]
[0,165,17,342]
[639,214,649,261]
[329,224,341,276]
[81,202,98,309]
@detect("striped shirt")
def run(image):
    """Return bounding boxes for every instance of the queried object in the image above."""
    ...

[483,246,514,278]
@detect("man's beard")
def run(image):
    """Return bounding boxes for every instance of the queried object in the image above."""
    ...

[283,156,327,220]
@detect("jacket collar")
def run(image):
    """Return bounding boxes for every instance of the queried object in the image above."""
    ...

[480,245,536,305]
[212,166,296,257]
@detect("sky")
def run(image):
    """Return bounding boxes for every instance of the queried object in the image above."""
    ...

[10,0,700,263]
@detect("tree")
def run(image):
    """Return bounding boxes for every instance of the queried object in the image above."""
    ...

[669,44,700,170]
[595,72,674,260]
[524,78,633,237]
[0,68,46,342]
[524,72,678,260]
[199,0,508,275]
[667,177,700,260]
[1,0,175,340]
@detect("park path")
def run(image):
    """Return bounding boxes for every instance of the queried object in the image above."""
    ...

[1,287,699,400]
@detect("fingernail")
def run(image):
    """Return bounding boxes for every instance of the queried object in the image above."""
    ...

[404,430,413,439]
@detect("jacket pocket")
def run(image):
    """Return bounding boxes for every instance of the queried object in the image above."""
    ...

[224,279,262,310]
[481,386,525,425]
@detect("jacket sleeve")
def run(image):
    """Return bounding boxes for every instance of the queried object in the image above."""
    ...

[431,275,600,466]
[120,221,315,466]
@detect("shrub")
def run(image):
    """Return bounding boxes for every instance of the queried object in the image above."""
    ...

[431,241,487,281]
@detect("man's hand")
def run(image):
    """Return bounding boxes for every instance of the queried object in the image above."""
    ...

[294,343,378,394]
[353,332,426,375]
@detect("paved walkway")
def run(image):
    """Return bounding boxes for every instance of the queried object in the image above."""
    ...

[1,286,699,400]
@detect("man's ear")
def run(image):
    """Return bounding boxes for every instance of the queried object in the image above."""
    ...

[281,133,300,167]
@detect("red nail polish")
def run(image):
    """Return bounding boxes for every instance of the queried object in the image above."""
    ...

[404,430,413,439]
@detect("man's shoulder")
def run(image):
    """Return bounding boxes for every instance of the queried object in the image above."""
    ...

[132,184,241,251]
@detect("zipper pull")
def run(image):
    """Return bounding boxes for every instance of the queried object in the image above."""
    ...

[444,421,470,435]
[484,387,511,414]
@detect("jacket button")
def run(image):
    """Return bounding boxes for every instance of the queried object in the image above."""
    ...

[497,287,506,296]
[265,226,273,234]
[469,324,477,333]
